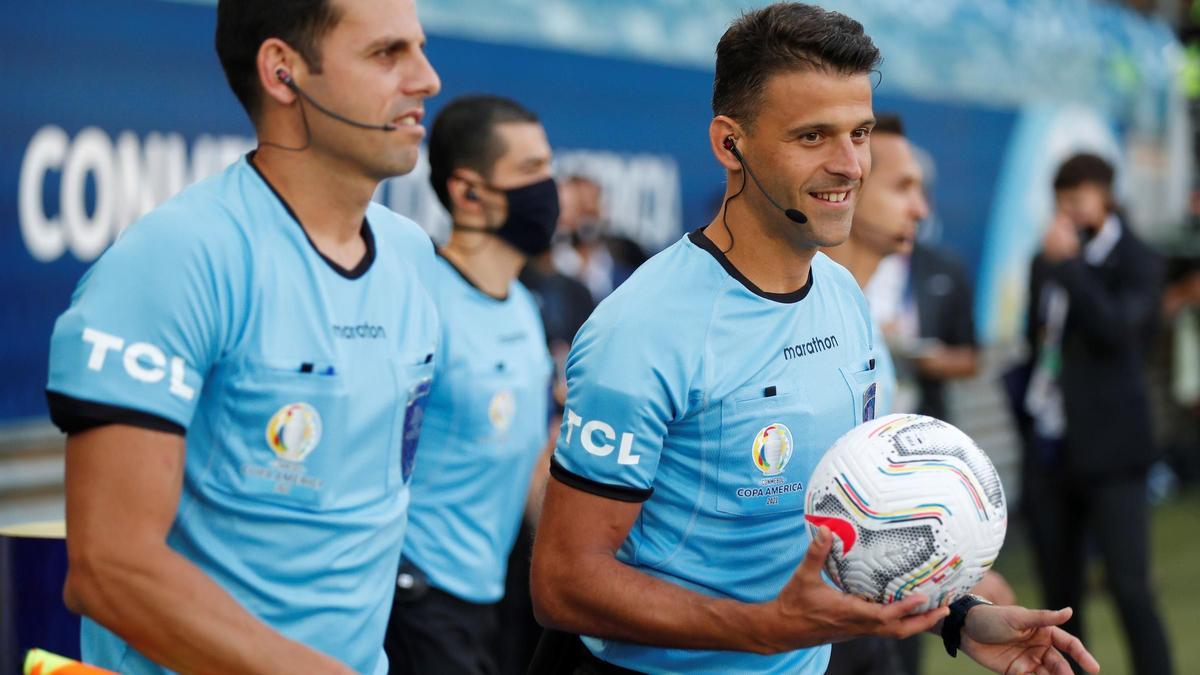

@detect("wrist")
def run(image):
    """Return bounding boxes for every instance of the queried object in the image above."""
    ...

[941,594,992,658]
[733,599,789,655]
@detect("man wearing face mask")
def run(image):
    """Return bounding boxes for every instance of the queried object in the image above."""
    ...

[384,94,556,675]
[1019,152,1172,675]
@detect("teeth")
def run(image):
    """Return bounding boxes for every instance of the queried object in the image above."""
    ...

[398,116,417,126]
[815,192,848,203]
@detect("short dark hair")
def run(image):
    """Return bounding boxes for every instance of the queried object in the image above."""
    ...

[713,2,880,129]
[1053,153,1115,192]
[215,0,342,121]
[428,95,540,211]
[873,113,904,137]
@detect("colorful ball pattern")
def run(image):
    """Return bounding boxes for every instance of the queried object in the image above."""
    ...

[804,413,1007,611]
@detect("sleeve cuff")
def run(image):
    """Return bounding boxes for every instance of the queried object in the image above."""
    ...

[549,456,653,503]
[46,390,185,436]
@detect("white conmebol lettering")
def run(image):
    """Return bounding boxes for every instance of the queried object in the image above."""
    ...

[18,125,254,263]
[62,127,117,261]
[563,408,640,465]
[19,126,69,261]
[80,327,195,401]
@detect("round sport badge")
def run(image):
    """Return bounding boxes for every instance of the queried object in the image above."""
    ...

[751,423,793,476]
[488,389,516,432]
[265,402,322,463]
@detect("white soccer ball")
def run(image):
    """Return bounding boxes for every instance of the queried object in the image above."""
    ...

[804,414,1007,612]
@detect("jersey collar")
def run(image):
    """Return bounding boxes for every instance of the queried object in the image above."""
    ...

[688,228,813,304]
[246,152,376,280]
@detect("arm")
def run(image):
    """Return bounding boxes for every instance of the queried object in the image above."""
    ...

[530,478,946,655]
[1039,217,1163,353]
[914,344,979,380]
[523,419,557,525]
[957,605,1100,674]
[1046,252,1162,352]
[64,424,351,675]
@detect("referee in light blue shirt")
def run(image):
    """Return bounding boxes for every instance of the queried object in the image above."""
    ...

[43,2,442,673]
[385,95,556,675]
[528,4,1101,675]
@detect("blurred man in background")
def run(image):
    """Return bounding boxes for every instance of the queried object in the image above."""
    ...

[43,1,441,672]
[824,113,1014,675]
[551,175,647,303]
[385,94,555,675]
[1019,152,1173,674]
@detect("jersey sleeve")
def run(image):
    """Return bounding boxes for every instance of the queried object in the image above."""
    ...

[550,302,693,502]
[46,204,248,434]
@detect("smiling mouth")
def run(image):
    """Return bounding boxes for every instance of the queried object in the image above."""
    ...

[811,191,851,204]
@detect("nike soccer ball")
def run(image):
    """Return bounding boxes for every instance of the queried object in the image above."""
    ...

[804,414,1007,611]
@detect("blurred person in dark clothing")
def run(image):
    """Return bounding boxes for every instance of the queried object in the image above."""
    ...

[825,113,1013,675]
[1015,152,1173,675]
[500,183,601,675]
[1158,258,1200,483]
[867,242,980,420]
[551,175,647,302]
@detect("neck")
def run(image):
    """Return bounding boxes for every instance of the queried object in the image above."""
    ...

[441,229,526,299]
[821,237,881,289]
[252,146,376,268]
[703,195,815,294]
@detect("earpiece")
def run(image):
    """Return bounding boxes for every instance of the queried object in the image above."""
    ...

[465,187,480,202]
[723,136,736,152]
[275,68,293,85]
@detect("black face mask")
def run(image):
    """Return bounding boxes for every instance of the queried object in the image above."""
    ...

[456,177,560,257]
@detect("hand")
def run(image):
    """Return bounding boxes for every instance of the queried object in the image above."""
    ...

[758,527,950,652]
[1041,213,1081,263]
[959,605,1100,674]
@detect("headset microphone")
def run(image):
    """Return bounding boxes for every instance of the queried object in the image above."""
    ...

[722,137,808,224]
[276,69,397,132]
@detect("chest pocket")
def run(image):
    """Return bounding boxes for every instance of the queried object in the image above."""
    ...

[209,361,354,511]
[715,385,813,517]
[451,361,549,450]
[838,353,878,426]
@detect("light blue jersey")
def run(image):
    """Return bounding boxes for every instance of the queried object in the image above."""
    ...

[402,254,552,603]
[551,229,879,674]
[46,155,439,675]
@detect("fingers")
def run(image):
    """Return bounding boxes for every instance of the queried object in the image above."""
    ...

[1049,627,1099,673]
[886,604,949,639]
[798,526,833,576]
[876,593,931,622]
[1011,606,1072,631]
[1039,645,1075,675]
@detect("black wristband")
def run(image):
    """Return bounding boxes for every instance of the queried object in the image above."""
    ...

[941,594,993,658]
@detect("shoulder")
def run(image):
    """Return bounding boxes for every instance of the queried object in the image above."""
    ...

[367,202,436,272]
[96,164,255,280]
[813,252,867,302]
[586,236,719,333]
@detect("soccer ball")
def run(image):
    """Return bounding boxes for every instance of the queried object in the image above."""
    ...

[804,414,1007,612]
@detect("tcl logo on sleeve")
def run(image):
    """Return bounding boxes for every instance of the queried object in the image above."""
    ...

[81,327,196,401]
[562,408,641,466]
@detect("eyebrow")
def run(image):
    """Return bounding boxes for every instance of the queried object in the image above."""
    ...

[517,155,551,170]
[786,118,876,137]
[363,37,420,54]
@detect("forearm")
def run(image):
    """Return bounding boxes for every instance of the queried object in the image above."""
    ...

[917,346,978,380]
[533,548,774,654]
[67,544,348,675]
[1049,257,1160,348]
